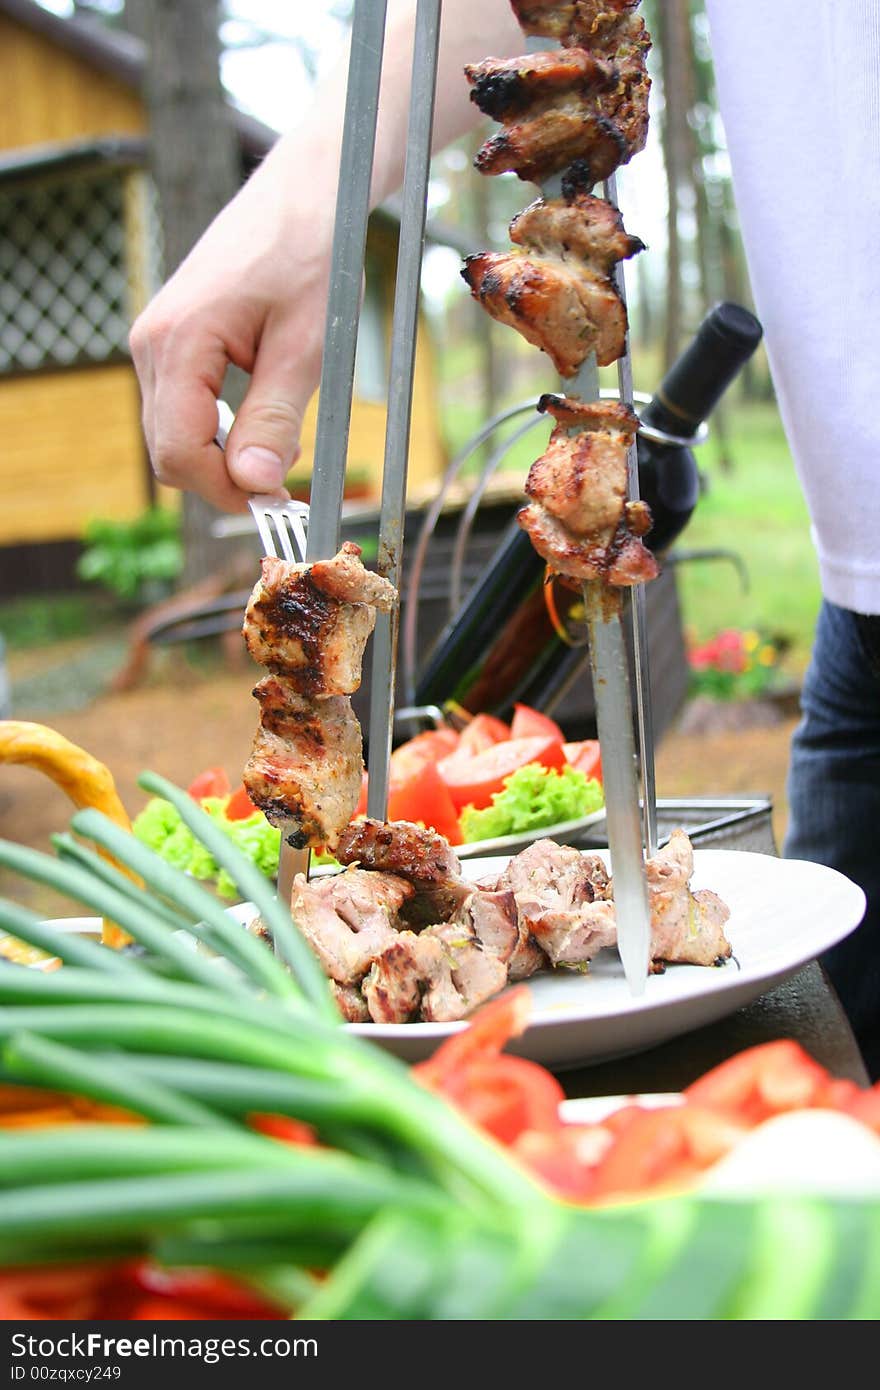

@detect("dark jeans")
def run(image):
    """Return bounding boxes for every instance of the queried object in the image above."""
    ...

[784,599,880,1080]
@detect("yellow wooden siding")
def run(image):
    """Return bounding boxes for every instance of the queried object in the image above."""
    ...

[0,364,149,543]
[0,17,145,152]
[298,324,445,497]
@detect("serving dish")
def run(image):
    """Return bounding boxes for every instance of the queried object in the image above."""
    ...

[20,849,864,1072]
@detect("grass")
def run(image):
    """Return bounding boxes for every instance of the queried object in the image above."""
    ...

[675,401,820,674]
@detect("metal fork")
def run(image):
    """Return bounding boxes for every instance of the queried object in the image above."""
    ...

[214,399,311,562]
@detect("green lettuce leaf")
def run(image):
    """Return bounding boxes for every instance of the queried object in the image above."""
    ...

[460,762,603,843]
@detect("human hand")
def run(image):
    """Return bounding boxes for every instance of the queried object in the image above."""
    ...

[129,150,336,512]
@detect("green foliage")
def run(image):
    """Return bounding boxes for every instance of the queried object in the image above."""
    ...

[76,508,182,601]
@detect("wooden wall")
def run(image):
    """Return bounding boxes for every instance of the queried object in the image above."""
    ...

[0,364,148,544]
[0,15,145,152]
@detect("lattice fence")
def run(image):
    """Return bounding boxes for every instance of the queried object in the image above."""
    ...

[0,170,131,374]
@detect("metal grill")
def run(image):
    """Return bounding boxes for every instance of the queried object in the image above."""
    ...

[0,171,130,373]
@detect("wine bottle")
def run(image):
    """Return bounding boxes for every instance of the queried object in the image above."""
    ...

[413,302,763,719]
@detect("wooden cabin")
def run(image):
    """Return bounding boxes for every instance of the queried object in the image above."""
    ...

[0,0,448,594]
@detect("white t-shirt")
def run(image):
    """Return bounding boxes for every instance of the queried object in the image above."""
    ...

[705,0,880,614]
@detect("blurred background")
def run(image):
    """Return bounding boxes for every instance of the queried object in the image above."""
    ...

[0,0,818,890]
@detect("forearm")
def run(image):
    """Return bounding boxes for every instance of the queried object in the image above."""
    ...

[254,0,522,212]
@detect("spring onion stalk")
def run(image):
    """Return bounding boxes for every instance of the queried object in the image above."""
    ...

[0,1125,302,1188]
[2,1032,230,1130]
[69,810,303,1005]
[0,898,139,976]
[51,834,197,938]
[0,840,245,998]
[138,772,337,1020]
[0,1160,450,1245]
[118,1054,383,1127]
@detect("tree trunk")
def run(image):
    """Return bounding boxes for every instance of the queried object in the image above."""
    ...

[136,0,243,585]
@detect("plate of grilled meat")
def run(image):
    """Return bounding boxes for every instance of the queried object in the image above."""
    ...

[229,816,865,1068]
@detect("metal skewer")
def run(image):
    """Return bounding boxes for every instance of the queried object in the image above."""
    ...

[276,0,390,909]
[367,0,443,819]
[532,40,652,994]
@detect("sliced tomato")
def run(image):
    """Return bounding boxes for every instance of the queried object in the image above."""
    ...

[513,1126,606,1203]
[437,734,567,811]
[386,760,463,845]
[225,784,258,820]
[414,987,532,1089]
[130,1261,282,1318]
[187,766,230,801]
[457,714,511,756]
[438,1055,565,1146]
[563,740,603,784]
[684,1040,831,1125]
[588,1104,747,1201]
[510,703,565,743]
[389,727,460,782]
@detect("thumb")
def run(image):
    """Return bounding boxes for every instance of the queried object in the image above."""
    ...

[225,338,316,494]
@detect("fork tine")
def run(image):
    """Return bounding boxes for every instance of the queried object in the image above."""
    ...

[247,499,276,557]
[273,513,296,563]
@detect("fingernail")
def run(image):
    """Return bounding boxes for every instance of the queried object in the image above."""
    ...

[235,446,287,490]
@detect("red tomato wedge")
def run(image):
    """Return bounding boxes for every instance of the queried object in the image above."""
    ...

[437,735,567,811]
[389,727,460,782]
[563,740,603,784]
[386,760,463,845]
[457,713,511,756]
[435,1055,565,1147]
[510,703,565,743]
[225,785,258,820]
[187,767,230,801]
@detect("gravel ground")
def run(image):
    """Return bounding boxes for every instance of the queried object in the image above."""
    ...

[0,644,800,916]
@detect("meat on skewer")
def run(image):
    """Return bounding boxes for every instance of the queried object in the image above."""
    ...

[242,542,396,851]
[243,678,364,849]
[243,542,395,697]
[461,193,642,375]
[469,51,649,184]
[509,0,651,57]
[516,392,658,586]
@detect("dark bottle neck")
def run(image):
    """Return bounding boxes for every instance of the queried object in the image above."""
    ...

[642,301,763,440]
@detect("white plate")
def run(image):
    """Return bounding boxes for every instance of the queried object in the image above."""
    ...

[25,850,866,1073]
[456,809,605,860]
[344,849,866,1067]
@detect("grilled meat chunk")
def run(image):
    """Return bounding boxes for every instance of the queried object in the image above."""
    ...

[462,195,642,375]
[462,249,627,373]
[309,541,396,612]
[336,818,472,925]
[518,501,659,585]
[289,867,411,985]
[362,916,511,1025]
[465,47,616,122]
[511,191,644,271]
[497,839,616,967]
[242,545,393,696]
[643,829,733,967]
[471,52,649,184]
[243,678,363,848]
[510,1,651,58]
[526,398,638,533]
[335,818,462,885]
[331,981,370,1023]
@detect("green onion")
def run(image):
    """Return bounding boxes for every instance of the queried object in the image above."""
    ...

[69,810,303,1005]
[0,897,138,976]
[2,1032,229,1129]
[138,772,337,1020]
[0,839,245,998]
